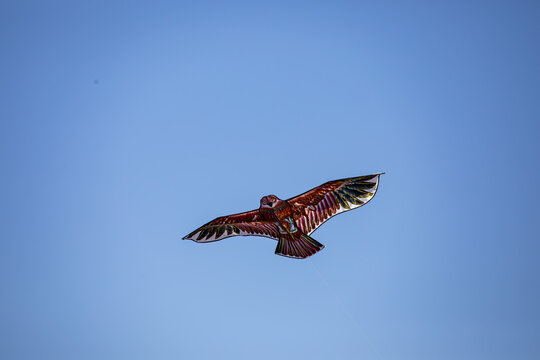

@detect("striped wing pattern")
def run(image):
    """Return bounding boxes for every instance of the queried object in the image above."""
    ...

[289,173,382,235]
[183,210,281,243]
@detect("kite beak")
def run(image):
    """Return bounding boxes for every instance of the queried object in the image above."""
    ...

[260,196,274,207]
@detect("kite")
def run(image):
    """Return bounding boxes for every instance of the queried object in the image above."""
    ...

[183,173,383,259]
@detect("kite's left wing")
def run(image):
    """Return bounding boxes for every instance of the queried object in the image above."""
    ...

[183,209,281,243]
[288,173,383,235]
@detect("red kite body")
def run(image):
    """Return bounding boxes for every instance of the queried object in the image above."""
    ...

[183,174,383,259]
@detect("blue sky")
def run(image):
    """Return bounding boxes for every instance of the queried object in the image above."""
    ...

[1,1,539,359]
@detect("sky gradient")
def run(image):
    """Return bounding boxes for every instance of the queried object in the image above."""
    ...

[1,1,539,359]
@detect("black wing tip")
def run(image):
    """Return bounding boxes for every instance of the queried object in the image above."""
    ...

[342,172,385,182]
[366,172,385,179]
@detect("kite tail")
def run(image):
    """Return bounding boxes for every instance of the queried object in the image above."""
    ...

[275,232,324,259]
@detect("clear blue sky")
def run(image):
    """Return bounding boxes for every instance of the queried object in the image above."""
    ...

[1,1,539,359]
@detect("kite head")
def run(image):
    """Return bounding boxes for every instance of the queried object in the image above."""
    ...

[260,195,281,209]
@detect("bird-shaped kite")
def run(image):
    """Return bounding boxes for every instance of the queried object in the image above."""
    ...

[183,173,383,259]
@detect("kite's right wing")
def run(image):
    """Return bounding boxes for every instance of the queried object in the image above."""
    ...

[288,173,383,235]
